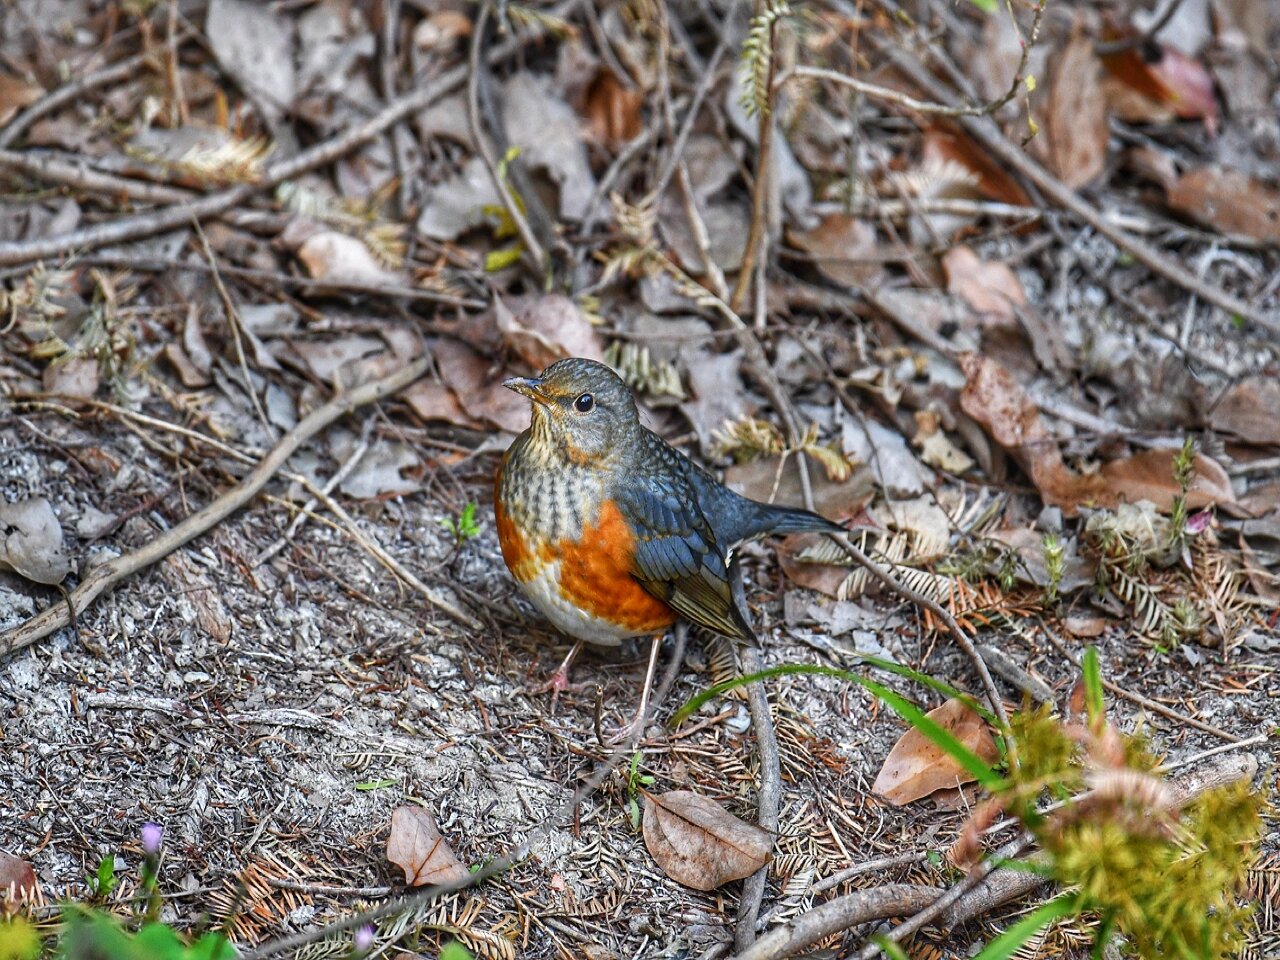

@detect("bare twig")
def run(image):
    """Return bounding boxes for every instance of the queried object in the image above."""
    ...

[466,2,547,275]
[811,852,928,895]
[0,358,479,658]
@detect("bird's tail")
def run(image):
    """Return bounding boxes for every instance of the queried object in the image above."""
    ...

[738,502,843,541]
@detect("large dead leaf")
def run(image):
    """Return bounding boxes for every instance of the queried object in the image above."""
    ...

[942,245,1026,326]
[386,806,470,887]
[1101,39,1218,133]
[1165,167,1280,244]
[0,850,37,898]
[959,354,1235,515]
[872,698,999,805]
[789,214,882,289]
[1210,377,1280,446]
[1044,30,1109,188]
[206,0,297,122]
[0,497,71,585]
[641,790,772,891]
[922,124,1032,207]
[430,338,529,434]
[581,67,645,148]
[495,294,605,370]
[503,73,596,221]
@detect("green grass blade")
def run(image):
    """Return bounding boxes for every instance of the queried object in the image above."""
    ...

[973,894,1078,960]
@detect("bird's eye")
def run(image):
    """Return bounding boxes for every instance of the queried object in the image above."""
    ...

[573,393,595,413]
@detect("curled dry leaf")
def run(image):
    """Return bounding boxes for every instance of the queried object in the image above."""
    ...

[959,354,1234,515]
[297,231,404,286]
[1165,167,1280,245]
[386,805,470,888]
[1101,40,1218,134]
[872,697,999,806]
[1210,376,1280,446]
[941,245,1026,327]
[0,497,71,585]
[495,294,605,370]
[0,850,37,898]
[1045,29,1110,188]
[641,790,772,891]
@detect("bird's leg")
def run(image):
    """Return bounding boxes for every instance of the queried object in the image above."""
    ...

[533,639,584,712]
[611,633,663,746]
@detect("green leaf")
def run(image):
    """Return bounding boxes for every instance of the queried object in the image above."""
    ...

[356,778,398,791]
[973,894,1078,960]
[1081,647,1104,724]
[440,942,475,960]
[968,0,997,11]
[872,935,912,960]
[485,244,524,272]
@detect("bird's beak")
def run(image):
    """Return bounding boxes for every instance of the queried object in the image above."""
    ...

[503,376,550,406]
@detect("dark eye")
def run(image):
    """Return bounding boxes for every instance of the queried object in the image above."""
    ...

[573,393,595,413]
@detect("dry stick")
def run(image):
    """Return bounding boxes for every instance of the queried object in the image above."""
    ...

[237,645,682,960]
[0,10,560,268]
[465,2,547,275]
[737,752,1258,960]
[0,358,471,658]
[733,567,782,952]
[0,40,189,150]
[0,149,193,204]
[1039,626,1241,743]
[881,47,1279,334]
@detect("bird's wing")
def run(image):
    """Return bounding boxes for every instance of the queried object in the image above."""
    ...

[615,469,756,642]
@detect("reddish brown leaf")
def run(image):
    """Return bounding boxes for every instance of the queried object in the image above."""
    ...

[581,68,645,148]
[959,354,1235,514]
[386,806,470,888]
[922,124,1032,207]
[789,214,882,289]
[942,245,1026,326]
[1166,167,1280,245]
[0,850,37,898]
[1101,41,1219,133]
[872,698,999,806]
[430,338,530,434]
[0,73,42,127]
[1045,30,1109,188]
[494,294,605,371]
[1212,377,1280,446]
[641,790,772,891]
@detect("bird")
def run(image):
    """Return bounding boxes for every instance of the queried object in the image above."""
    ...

[494,357,843,722]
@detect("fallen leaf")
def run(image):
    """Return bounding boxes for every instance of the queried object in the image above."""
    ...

[641,790,772,891]
[913,410,975,474]
[872,698,999,806]
[431,338,529,434]
[942,245,1026,326]
[959,354,1235,514]
[1044,29,1109,188]
[404,379,477,429]
[789,214,882,289]
[1064,615,1108,638]
[289,335,387,383]
[206,0,297,122]
[418,156,500,240]
[495,294,605,370]
[413,10,472,51]
[386,806,470,888]
[1165,167,1280,244]
[0,73,42,127]
[0,498,71,585]
[331,436,423,499]
[1101,40,1218,133]
[679,348,747,457]
[297,232,404,286]
[841,416,935,500]
[724,456,875,525]
[163,345,211,389]
[0,850,37,898]
[581,67,645,148]
[42,357,99,399]
[503,73,597,221]
[922,124,1032,207]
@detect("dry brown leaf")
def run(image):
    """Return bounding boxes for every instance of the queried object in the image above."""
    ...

[0,73,42,127]
[0,850,37,898]
[386,805,469,888]
[404,379,477,429]
[1210,377,1280,446]
[430,338,529,434]
[297,231,404,286]
[1165,167,1280,244]
[1101,40,1218,133]
[581,67,645,148]
[959,354,1235,514]
[922,124,1032,207]
[913,410,975,474]
[788,214,882,289]
[495,294,605,370]
[1064,615,1108,638]
[413,10,472,51]
[43,357,100,399]
[1045,30,1110,188]
[872,698,999,806]
[0,497,71,586]
[641,790,772,891]
[942,245,1026,326]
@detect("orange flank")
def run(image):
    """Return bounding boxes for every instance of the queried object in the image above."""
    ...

[556,500,676,634]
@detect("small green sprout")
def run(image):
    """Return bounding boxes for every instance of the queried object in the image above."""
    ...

[440,502,482,543]
[626,751,656,831]
[1042,532,1064,606]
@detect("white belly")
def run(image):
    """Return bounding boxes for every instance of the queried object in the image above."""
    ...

[518,561,641,646]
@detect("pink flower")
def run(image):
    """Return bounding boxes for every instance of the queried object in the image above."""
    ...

[354,925,375,952]
[141,822,164,856]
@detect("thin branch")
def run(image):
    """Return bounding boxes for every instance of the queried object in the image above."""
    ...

[0,357,481,659]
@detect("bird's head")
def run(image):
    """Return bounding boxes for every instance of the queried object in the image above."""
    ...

[504,358,640,466]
